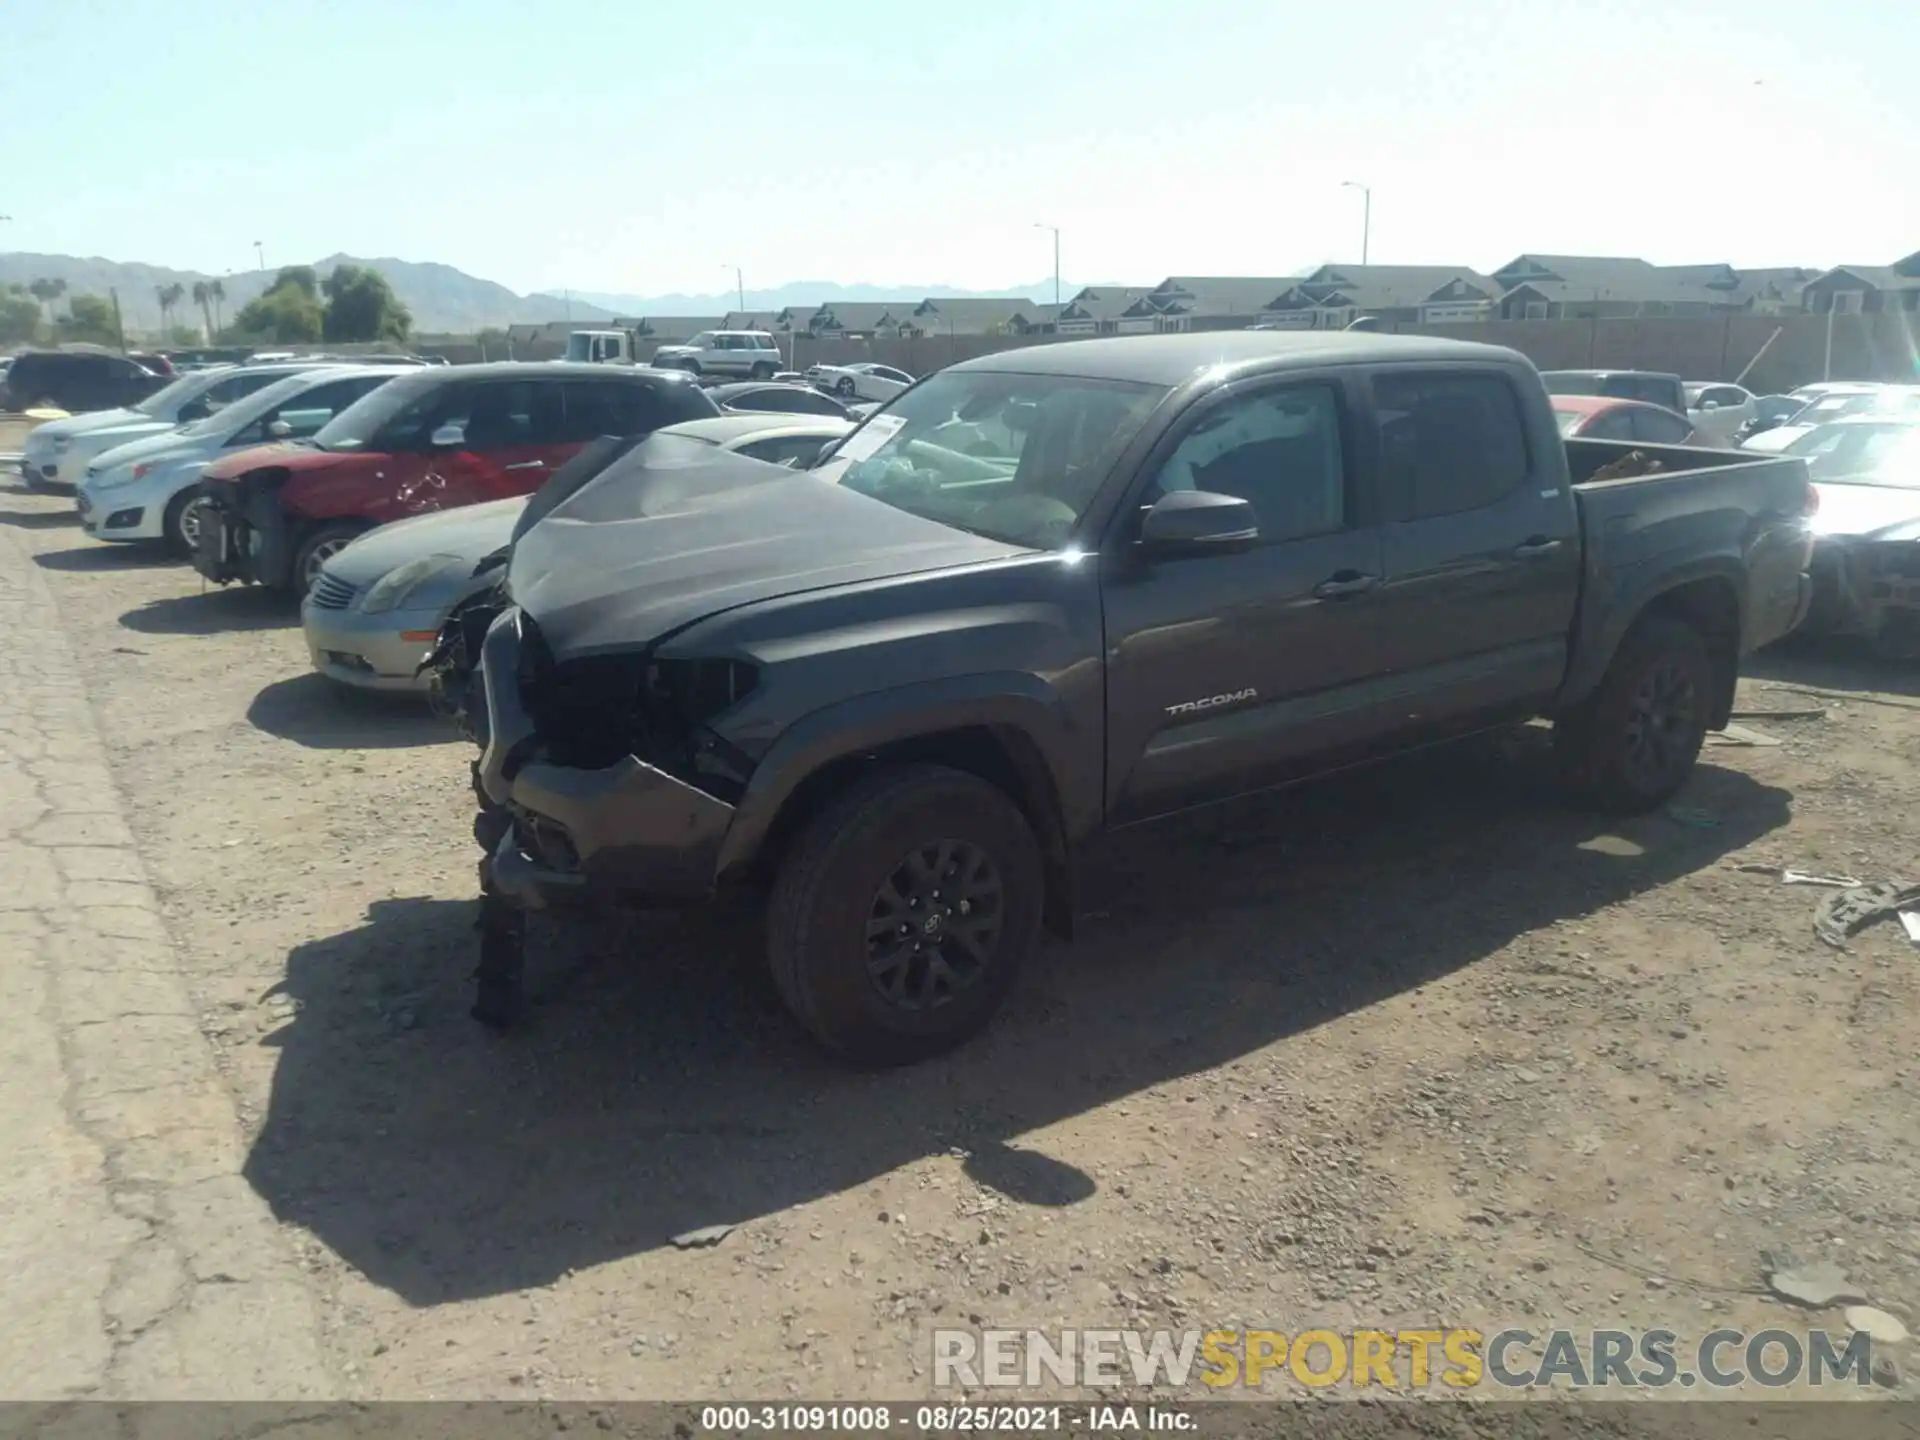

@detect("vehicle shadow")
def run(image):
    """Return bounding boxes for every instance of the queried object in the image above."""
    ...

[119,588,298,635]
[34,542,178,570]
[243,732,1790,1306]
[0,506,79,530]
[1747,635,1920,700]
[246,672,454,750]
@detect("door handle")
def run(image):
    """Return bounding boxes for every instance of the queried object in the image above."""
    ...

[1311,571,1379,599]
[503,460,546,472]
[1514,537,1564,558]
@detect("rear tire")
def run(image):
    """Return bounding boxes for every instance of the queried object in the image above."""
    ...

[291,521,367,596]
[835,375,857,398]
[682,359,702,376]
[766,764,1043,1066]
[750,362,776,380]
[1554,616,1713,814]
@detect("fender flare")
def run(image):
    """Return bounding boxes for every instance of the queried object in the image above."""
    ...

[1557,554,1747,713]
[714,671,1087,877]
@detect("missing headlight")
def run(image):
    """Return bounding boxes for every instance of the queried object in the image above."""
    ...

[646,658,759,726]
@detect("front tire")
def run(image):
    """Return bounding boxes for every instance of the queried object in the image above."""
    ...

[162,486,210,558]
[1554,616,1713,813]
[291,521,367,596]
[835,375,857,398]
[750,362,776,380]
[766,764,1043,1066]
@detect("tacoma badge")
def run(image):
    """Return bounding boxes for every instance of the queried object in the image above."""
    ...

[1164,687,1258,717]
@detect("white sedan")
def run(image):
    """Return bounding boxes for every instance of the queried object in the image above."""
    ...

[75,366,402,553]
[804,362,914,402]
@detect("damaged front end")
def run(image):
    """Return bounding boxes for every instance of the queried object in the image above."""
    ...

[425,595,757,916]
[191,473,293,588]
[1808,539,1920,655]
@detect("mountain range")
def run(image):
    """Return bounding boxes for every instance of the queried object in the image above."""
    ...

[0,250,1086,336]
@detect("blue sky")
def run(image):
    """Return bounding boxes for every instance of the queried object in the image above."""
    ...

[6,0,1915,297]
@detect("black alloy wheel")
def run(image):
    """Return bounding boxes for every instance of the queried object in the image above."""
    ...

[864,838,1004,1012]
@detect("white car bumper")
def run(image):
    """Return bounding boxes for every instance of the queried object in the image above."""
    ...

[76,460,207,542]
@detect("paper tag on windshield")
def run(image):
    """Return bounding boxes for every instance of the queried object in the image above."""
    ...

[836,412,906,463]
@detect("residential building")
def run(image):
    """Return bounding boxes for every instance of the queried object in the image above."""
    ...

[900,297,1045,336]
[1052,287,1159,335]
[805,302,901,338]
[1262,265,1502,328]
[1800,253,1920,314]
[1145,276,1300,324]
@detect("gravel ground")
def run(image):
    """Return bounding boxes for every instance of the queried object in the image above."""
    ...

[5,473,1920,1407]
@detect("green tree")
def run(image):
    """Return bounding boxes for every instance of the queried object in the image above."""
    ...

[0,289,41,346]
[164,323,203,347]
[57,294,121,346]
[28,276,67,324]
[192,281,214,339]
[208,278,226,333]
[321,264,412,342]
[230,272,323,343]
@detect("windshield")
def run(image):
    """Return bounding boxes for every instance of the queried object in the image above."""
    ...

[810,369,1168,549]
[309,370,448,452]
[1684,384,1707,405]
[133,369,221,418]
[175,370,339,438]
[1552,408,1585,435]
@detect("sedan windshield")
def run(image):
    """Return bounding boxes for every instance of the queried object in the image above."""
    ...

[812,369,1169,549]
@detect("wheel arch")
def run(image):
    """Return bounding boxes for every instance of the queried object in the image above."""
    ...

[719,682,1089,938]
[1560,563,1744,729]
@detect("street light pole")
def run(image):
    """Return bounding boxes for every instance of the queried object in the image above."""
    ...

[1341,182,1371,265]
[253,240,265,273]
[1033,223,1060,307]
[723,264,744,314]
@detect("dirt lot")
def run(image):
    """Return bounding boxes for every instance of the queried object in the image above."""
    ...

[5,471,1920,1405]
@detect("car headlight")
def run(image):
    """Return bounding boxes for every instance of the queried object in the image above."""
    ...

[91,462,151,490]
[361,553,467,614]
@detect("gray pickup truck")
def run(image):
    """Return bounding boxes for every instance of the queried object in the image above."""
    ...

[426,332,1815,1065]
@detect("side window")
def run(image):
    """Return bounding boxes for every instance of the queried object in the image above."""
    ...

[1374,371,1529,520]
[1632,408,1692,445]
[688,332,715,349]
[1147,383,1346,543]
[737,434,830,468]
[246,377,385,442]
[463,381,537,449]
[560,380,666,440]
[1584,409,1637,442]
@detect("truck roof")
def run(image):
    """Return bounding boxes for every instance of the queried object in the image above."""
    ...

[948,330,1529,386]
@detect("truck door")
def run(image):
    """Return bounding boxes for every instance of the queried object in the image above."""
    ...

[1366,367,1581,732]
[1102,375,1388,825]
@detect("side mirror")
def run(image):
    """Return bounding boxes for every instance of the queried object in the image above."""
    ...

[1139,490,1259,557]
[267,419,293,439]
[430,422,467,449]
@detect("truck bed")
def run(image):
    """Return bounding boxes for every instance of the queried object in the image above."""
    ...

[1557,437,1814,709]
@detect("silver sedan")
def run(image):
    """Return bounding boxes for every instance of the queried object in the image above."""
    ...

[301,414,854,694]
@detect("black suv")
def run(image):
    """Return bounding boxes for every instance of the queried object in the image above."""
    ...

[1,349,172,414]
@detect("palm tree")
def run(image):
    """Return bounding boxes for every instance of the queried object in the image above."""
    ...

[159,282,186,338]
[28,277,67,325]
[192,281,213,340]
[208,278,226,335]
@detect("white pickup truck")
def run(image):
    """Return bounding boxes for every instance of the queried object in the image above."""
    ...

[563,328,785,379]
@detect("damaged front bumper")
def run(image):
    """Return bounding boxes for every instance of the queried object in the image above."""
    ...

[191,480,293,588]
[471,606,737,912]
[1809,538,1920,652]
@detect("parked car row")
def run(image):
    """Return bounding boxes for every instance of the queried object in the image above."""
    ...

[13,333,1832,1065]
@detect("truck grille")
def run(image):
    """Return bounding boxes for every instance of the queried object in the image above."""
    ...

[309,573,358,610]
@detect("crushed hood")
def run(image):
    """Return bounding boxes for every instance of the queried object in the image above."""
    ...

[507,432,1028,659]
[325,497,529,587]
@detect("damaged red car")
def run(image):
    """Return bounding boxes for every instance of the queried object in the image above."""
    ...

[190,362,718,593]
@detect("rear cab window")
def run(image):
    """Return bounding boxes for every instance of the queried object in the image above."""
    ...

[1373,370,1531,519]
